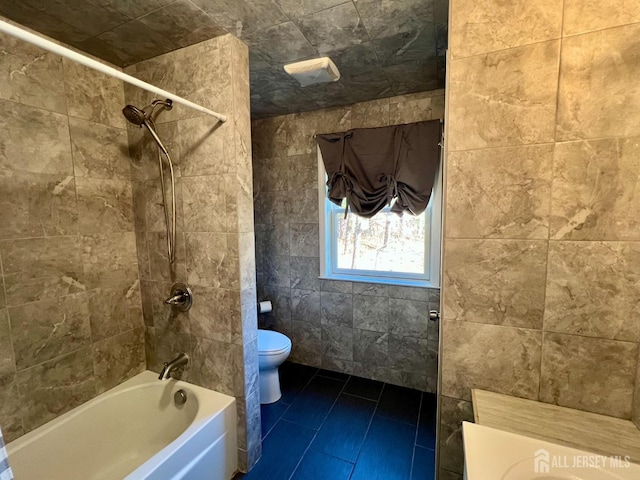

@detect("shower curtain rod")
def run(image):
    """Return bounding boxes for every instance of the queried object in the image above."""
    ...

[0,19,227,123]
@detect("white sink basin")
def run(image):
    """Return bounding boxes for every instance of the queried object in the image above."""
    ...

[463,422,640,480]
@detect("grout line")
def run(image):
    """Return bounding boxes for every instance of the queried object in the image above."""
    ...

[552,0,566,145]
[341,391,379,402]
[442,315,640,345]
[286,370,350,480]
[81,0,185,47]
[449,36,563,63]
[13,343,90,375]
[410,392,424,479]
[0,251,17,380]
[561,19,640,40]
[350,381,385,471]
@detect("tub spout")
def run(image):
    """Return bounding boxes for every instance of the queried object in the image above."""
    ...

[159,353,189,380]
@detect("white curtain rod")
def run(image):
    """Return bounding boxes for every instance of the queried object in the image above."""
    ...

[0,19,227,123]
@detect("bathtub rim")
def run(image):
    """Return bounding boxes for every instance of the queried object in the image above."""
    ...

[7,370,236,458]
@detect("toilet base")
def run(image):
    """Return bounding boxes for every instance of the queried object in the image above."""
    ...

[259,367,282,404]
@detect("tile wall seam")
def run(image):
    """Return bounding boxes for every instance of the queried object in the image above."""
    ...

[12,343,93,376]
[538,236,553,401]
[554,134,640,144]
[408,392,425,479]
[445,315,640,345]
[552,0,567,145]
[442,235,553,241]
[59,56,85,310]
[562,19,640,40]
[446,141,556,155]
[632,347,640,423]
[548,239,640,244]
[450,36,563,63]
[0,249,7,310]
[542,0,564,395]
[0,271,17,380]
[0,95,69,118]
[442,237,640,244]
[65,113,128,131]
[441,317,541,333]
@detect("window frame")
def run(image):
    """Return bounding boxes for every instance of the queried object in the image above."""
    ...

[317,145,442,288]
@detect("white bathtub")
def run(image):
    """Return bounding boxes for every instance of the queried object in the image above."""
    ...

[6,371,237,480]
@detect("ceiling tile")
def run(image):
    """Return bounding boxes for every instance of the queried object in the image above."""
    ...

[243,22,317,65]
[250,95,280,119]
[300,81,351,109]
[78,20,176,66]
[294,2,370,54]
[275,0,347,19]
[1,0,447,118]
[0,2,91,44]
[356,0,434,39]
[250,65,300,95]
[324,42,381,77]
[434,0,449,55]
[107,0,176,20]
[138,0,227,48]
[249,51,271,70]
[341,70,394,103]
[191,0,288,38]
[384,59,441,95]
[19,0,132,39]
[372,27,437,67]
[258,87,316,112]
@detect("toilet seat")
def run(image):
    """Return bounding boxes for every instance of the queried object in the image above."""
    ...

[258,330,291,356]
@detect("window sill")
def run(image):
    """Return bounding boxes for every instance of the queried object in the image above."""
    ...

[318,274,439,289]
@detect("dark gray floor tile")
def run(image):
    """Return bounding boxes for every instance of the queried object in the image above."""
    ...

[261,401,289,439]
[351,416,416,480]
[291,449,354,480]
[317,368,350,381]
[241,420,315,480]
[282,375,344,429]
[417,392,437,449]
[343,376,384,400]
[376,384,422,425]
[412,446,436,480]
[310,393,376,462]
[279,361,318,404]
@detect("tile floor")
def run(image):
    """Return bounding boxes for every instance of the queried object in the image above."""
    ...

[237,362,437,480]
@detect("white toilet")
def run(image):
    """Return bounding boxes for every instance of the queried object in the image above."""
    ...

[257,329,292,404]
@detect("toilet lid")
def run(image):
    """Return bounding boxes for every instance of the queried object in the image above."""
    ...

[258,330,291,355]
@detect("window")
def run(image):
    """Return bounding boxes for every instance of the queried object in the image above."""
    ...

[318,146,442,287]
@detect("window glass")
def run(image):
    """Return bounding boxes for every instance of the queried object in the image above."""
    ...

[318,147,441,287]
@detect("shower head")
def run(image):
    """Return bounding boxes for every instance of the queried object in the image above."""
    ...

[122,99,173,126]
[122,104,147,126]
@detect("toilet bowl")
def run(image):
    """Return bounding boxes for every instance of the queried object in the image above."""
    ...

[257,330,292,404]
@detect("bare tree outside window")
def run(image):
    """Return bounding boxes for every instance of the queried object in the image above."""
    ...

[334,206,429,274]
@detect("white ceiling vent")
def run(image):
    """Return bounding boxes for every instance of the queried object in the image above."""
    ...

[284,57,341,87]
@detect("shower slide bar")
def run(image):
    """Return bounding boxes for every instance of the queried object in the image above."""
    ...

[0,19,227,123]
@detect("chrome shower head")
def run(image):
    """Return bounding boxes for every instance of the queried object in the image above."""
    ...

[122,104,147,126]
[122,99,173,126]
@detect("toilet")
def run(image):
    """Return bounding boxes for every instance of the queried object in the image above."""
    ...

[257,329,292,404]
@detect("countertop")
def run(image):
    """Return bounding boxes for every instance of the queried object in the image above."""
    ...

[472,389,640,464]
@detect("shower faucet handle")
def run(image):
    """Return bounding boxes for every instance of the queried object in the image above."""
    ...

[164,283,193,312]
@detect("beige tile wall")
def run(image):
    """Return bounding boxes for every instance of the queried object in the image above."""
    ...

[124,34,260,471]
[251,91,444,392]
[0,29,144,443]
[440,1,640,477]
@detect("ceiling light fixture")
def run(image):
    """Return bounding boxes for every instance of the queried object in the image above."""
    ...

[284,57,341,87]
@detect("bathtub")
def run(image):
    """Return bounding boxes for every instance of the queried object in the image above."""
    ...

[6,371,237,480]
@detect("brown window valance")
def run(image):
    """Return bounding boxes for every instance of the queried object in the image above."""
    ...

[316,120,441,218]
